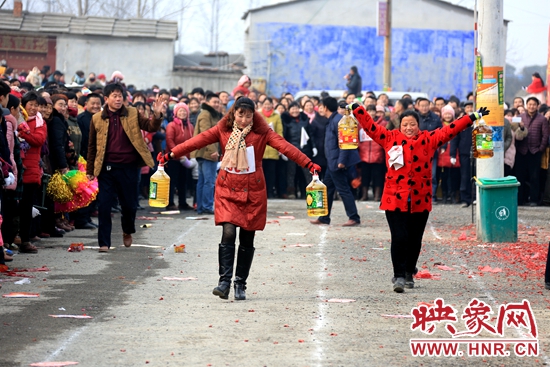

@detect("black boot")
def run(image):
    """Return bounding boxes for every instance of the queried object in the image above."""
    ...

[234,246,255,300]
[212,243,235,299]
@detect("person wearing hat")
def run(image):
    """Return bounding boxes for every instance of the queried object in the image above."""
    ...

[48,70,64,85]
[157,97,321,300]
[96,74,106,86]
[164,102,194,211]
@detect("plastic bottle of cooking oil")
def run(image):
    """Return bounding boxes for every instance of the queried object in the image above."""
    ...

[306,173,328,217]
[149,164,170,207]
[472,118,494,159]
[338,109,359,149]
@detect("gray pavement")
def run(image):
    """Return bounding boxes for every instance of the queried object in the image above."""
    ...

[1,198,549,366]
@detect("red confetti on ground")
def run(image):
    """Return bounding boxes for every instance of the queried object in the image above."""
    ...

[298,339,304,343]
[330,333,338,336]
[436,265,454,271]
[478,265,503,273]
[273,341,278,344]
[487,242,547,279]
[120,349,126,352]
[248,309,255,312]
[414,270,441,280]
[159,297,164,300]
[458,232,467,241]
[235,320,239,323]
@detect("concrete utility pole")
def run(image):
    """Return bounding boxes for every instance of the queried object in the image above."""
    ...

[383,0,392,90]
[475,0,505,241]
[476,0,504,179]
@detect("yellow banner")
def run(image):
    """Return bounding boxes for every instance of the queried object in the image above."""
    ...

[476,66,504,127]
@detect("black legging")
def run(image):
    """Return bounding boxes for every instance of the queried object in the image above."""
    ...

[385,209,430,279]
[221,223,255,248]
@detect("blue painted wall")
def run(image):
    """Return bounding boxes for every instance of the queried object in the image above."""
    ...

[252,22,474,99]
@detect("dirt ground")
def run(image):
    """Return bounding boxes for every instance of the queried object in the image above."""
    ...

[1,198,549,367]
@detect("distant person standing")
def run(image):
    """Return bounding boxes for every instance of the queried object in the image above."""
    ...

[344,66,362,96]
[232,75,251,97]
[523,72,547,105]
[515,97,549,206]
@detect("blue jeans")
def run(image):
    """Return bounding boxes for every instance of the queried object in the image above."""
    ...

[196,158,217,213]
[318,168,360,224]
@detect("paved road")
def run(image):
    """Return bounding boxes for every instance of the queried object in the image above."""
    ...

[1,199,549,366]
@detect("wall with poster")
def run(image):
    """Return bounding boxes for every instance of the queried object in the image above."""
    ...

[249,22,474,99]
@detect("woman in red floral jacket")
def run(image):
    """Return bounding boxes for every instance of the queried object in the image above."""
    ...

[158,97,320,301]
[350,103,489,293]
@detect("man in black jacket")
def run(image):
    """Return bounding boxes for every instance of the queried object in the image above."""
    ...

[74,93,103,229]
[310,97,360,227]
[281,101,317,199]
[450,101,473,207]
[77,93,102,160]
[417,97,443,202]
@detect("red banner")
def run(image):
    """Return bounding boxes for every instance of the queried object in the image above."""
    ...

[377,1,388,37]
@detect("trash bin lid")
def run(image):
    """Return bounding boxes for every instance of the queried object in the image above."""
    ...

[477,176,519,186]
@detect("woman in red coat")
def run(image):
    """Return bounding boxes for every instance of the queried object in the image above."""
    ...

[350,103,489,293]
[18,91,48,253]
[165,102,194,210]
[158,97,320,300]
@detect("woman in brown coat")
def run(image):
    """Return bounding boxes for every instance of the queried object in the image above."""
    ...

[158,97,320,301]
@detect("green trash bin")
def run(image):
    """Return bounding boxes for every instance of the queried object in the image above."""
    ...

[475,176,520,243]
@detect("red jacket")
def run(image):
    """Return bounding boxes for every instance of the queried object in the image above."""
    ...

[166,119,194,158]
[353,106,473,213]
[21,116,48,185]
[526,78,546,94]
[171,112,311,231]
[358,118,386,164]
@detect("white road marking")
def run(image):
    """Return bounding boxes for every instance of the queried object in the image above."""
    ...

[47,326,87,361]
[313,226,328,367]
[45,220,201,362]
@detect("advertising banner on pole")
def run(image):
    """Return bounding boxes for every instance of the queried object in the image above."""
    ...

[476,66,504,127]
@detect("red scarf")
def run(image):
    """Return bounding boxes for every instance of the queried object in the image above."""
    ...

[262,109,274,118]
[68,107,78,118]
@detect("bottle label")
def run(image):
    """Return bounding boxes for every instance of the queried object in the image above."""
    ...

[149,182,158,199]
[338,129,358,144]
[475,133,493,151]
[306,190,325,209]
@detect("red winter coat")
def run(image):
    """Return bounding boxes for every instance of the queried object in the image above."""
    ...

[171,112,311,231]
[21,116,48,185]
[526,78,546,94]
[166,118,194,158]
[358,118,386,164]
[353,106,473,213]
[437,144,460,168]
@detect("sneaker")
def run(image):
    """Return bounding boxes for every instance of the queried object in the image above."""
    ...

[460,202,470,208]
[393,277,405,293]
[405,273,415,289]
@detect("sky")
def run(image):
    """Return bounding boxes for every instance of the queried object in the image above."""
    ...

[179,0,550,73]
